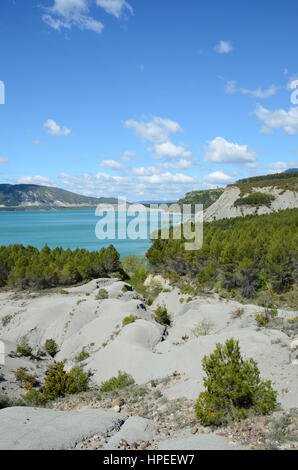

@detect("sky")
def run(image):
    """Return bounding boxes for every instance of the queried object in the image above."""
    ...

[0,0,298,202]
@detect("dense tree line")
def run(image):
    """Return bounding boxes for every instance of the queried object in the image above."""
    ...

[0,244,123,289]
[236,171,298,185]
[146,209,298,297]
[234,192,275,208]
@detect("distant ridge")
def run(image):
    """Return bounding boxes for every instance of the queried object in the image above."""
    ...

[0,184,120,211]
[284,168,298,173]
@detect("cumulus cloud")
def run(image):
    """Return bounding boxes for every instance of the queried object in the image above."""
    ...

[119,151,142,162]
[42,0,104,33]
[225,80,277,98]
[139,172,196,185]
[0,156,9,163]
[14,175,55,185]
[124,116,182,144]
[214,40,233,54]
[268,160,298,173]
[57,170,199,201]
[254,104,298,135]
[132,159,197,176]
[100,159,126,172]
[203,171,234,185]
[204,137,257,165]
[44,119,71,136]
[96,0,133,18]
[240,85,277,99]
[152,142,192,160]
[124,116,192,161]
[42,0,133,33]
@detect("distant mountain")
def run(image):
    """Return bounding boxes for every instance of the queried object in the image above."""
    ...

[284,168,298,173]
[0,184,120,210]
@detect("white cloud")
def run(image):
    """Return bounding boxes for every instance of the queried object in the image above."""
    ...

[132,159,196,176]
[203,171,234,184]
[152,141,192,160]
[14,175,54,185]
[204,137,257,164]
[214,40,233,54]
[225,80,237,94]
[240,85,277,98]
[42,0,133,33]
[268,160,298,173]
[119,151,137,162]
[57,170,200,201]
[124,116,182,144]
[254,104,298,135]
[140,172,196,185]
[96,0,133,18]
[124,116,192,161]
[100,159,126,172]
[44,119,71,136]
[42,0,104,33]
[225,80,277,98]
[0,156,9,163]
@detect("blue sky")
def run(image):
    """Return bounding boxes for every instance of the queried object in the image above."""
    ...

[0,0,298,201]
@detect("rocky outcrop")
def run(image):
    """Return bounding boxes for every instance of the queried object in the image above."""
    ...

[204,185,298,221]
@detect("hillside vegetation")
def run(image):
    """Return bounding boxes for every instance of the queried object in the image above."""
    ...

[0,244,124,289]
[230,171,298,197]
[177,189,224,211]
[146,208,298,298]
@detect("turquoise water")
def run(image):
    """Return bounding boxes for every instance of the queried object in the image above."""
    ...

[0,210,181,257]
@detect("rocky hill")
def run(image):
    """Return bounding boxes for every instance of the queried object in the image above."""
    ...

[0,184,119,210]
[204,171,298,221]
[177,188,224,211]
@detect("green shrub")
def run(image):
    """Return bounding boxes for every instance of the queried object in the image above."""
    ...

[75,348,90,362]
[23,362,90,405]
[60,289,69,295]
[1,314,12,327]
[122,255,147,276]
[99,371,135,393]
[40,362,75,401]
[68,367,90,393]
[23,389,46,407]
[14,367,37,388]
[153,305,171,326]
[195,338,277,426]
[16,336,33,357]
[192,319,214,337]
[0,394,25,409]
[255,313,269,327]
[44,339,59,357]
[234,192,275,208]
[122,315,136,327]
[96,288,109,300]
